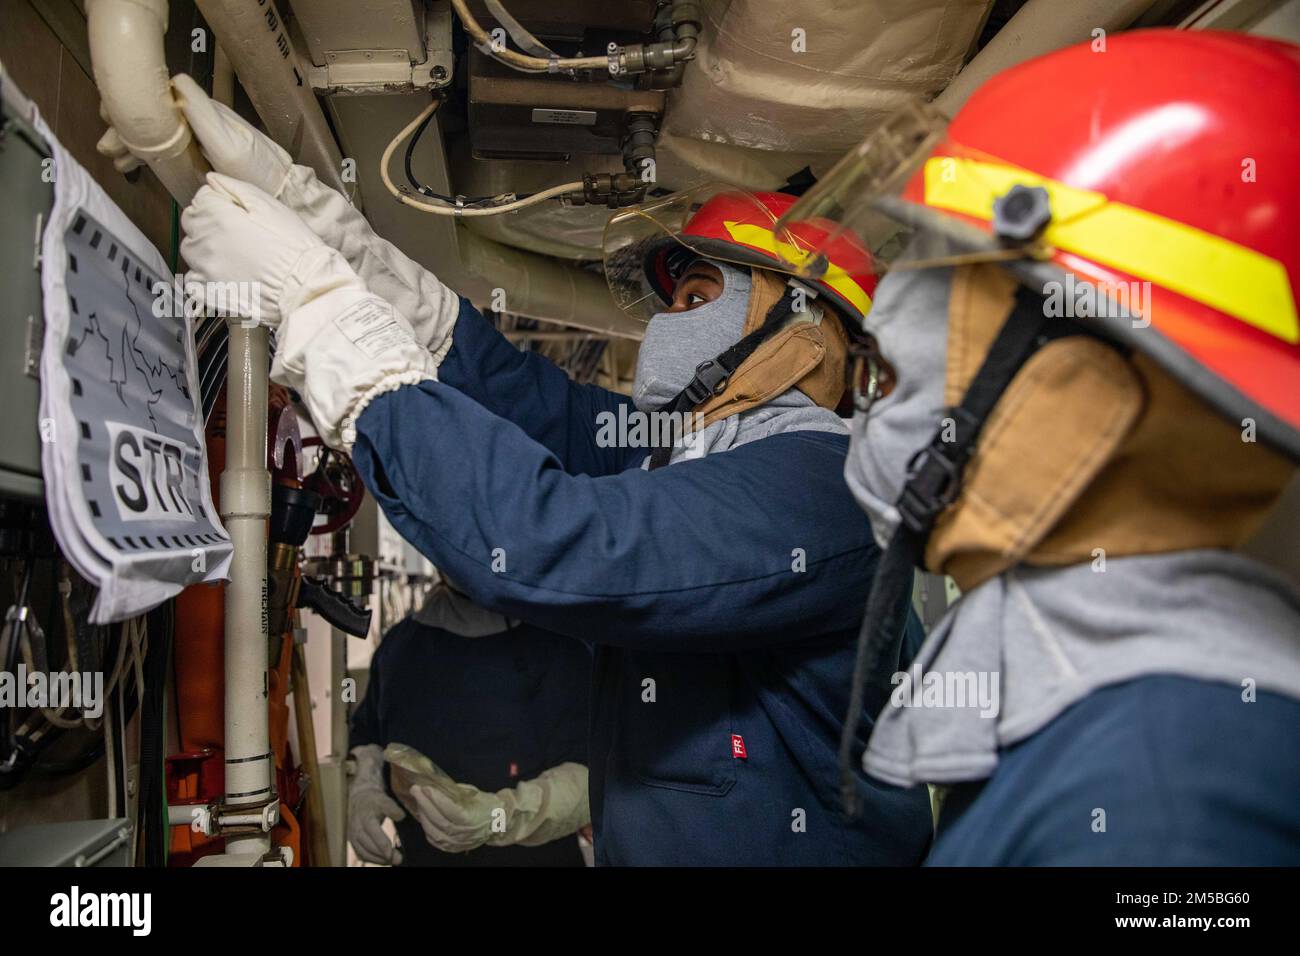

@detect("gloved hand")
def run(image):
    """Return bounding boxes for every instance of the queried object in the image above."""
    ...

[347,744,406,866]
[180,173,357,327]
[174,73,294,195]
[407,781,501,854]
[98,74,293,197]
[181,174,437,449]
[405,762,591,854]
[101,74,459,360]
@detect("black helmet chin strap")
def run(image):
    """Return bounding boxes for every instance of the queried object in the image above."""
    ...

[836,285,1101,817]
[646,284,804,470]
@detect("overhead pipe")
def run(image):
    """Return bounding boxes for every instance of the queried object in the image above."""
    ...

[212,43,235,108]
[932,0,1160,117]
[193,0,349,194]
[85,0,207,202]
[458,227,642,338]
[646,1,693,89]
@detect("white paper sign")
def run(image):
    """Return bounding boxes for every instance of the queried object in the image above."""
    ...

[28,101,231,622]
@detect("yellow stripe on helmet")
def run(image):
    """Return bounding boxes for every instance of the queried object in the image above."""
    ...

[722,220,873,317]
[923,157,1299,344]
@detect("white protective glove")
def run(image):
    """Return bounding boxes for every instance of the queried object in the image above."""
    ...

[100,75,458,362]
[347,744,407,866]
[181,174,437,449]
[180,172,357,327]
[401,761,591,854]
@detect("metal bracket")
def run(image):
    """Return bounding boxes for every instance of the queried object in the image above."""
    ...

[306,6,454,94]
[261,845,293,867]
[212,787,281,835]
[320,49,415,92]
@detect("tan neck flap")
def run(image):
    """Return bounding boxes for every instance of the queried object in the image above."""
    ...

[927,264,1294,592]
[693,269,848,431]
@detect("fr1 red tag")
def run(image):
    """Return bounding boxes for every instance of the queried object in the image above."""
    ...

[731,734,747,759]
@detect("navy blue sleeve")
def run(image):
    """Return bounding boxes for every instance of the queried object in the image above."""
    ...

[352,380,882,653]
[436,298,644,477]
[348,640,386,750]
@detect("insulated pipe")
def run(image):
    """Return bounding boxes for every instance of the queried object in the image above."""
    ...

[932,0,1160,117]
[458,229,642,338]
[194,0,348,194]
[219,322,273,857]
[85,0,207,203]
[212,44,235,108]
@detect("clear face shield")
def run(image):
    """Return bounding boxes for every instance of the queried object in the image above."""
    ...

[772,101,1064,413]
[601,183,845,326]
[773,101,1059,281]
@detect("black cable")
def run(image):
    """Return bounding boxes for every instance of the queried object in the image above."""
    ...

[836,533,923,817]
[403,106,534,205]
[0,562,151,792]
[31,736,105,777]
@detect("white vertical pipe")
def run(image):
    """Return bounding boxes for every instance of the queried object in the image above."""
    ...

[220,322,272,857]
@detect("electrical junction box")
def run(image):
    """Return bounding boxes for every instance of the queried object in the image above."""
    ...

[467,47,664,162]
[0,89,53,501]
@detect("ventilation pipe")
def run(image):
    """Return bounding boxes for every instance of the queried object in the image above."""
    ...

[932,0,1160,117]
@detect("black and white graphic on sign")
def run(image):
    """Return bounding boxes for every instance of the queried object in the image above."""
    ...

[34,96,231,622]
[59,210,228,561]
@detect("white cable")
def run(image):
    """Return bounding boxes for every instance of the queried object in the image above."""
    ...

[82,621,127,733]
[451,0,608,73]
[380,101,583,217]
[484,0,556,58]
[98,621,131,709]
[14,608,82,729]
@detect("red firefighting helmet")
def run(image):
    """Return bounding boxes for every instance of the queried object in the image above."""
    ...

[603,184,879,333]
[776,29,1300,459]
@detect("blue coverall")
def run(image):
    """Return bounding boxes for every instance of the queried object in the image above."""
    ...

[928,675,1300,865]
[350,614,591,867]
[350,299,933,865]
